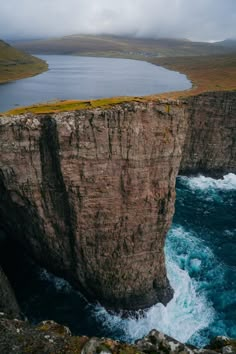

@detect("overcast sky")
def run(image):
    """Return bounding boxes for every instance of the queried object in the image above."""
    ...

[1,0,236,42]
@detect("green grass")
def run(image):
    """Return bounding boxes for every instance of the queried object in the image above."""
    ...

[2,96,148,115]
[0,39,48,83]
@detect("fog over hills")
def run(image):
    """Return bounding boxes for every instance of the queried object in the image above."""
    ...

[1,0,236,42]
[218,39,236,47]
[12,34,236,58]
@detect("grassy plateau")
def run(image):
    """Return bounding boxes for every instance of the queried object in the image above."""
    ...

[2,34,236,115]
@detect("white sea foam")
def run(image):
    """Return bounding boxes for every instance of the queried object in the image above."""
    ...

[92,226,216,345]
[180,173,236,191]
[36,225,225,347]
[34,173,234,347]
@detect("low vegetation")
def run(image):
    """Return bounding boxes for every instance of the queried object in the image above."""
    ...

[3,97,147,115]
[3,51,236,116]
[150,54,236,97]
[0,40,48,84]
[2,35,236,115]
[13,34,236,58]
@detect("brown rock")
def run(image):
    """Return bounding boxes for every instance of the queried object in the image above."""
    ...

[1,313,236,354]
[180,92,236,177]
[135,329,194,354]
[206,336,236,353]
[0,92,235,312]
[0,314,141,354]
[0,100,188,311]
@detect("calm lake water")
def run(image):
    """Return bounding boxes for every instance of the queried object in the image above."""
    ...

[0,55,191,112]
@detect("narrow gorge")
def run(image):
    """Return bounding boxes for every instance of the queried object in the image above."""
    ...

[0,91,235,315]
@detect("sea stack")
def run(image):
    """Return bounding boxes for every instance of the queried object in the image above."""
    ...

[0,100,187,310]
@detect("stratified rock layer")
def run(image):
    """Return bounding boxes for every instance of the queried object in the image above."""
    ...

[0,100,187,310]
[181,91,236,176]
[0,92,235,311]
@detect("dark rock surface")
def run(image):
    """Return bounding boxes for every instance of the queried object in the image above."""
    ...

[0,266,21,319]
[180,91,236,177]
[0,314,235,354]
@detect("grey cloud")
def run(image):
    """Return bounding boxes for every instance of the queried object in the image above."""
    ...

[1,0,236,41]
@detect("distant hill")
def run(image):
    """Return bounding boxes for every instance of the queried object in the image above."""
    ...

[216,39,236,48]
[0,39,47,83]
[12,34,236,58]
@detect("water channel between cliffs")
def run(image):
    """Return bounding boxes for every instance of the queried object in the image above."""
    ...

[0,57,235,348]
[2,174,236,348]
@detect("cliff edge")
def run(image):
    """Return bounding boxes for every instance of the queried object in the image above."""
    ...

[0,92,235,312]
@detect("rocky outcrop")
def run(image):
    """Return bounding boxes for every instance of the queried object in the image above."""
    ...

[0,314,235,354]
[0,267,21,319]
[0,100,187,311]
[0,92,235,312]
[136,330,236,354]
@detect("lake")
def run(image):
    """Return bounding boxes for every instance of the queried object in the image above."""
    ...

[0,55,191,112]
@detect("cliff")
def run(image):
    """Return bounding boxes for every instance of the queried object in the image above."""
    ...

[0,100,187,311]
[0,92,235,312]
[180,91,236,176]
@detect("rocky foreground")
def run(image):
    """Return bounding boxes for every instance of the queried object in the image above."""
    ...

[0,313,235,354]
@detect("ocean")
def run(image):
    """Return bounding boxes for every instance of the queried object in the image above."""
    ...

[6,174,236,347]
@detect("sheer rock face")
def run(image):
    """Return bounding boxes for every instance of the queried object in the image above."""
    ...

[0,101,187,311]
[0,266,21,319]
[0,92,235,312]
[180,91,236,177]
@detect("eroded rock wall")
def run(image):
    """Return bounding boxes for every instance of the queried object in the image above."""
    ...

[180,91,236,177]
[0,101,187,311]
[1,92,235,312]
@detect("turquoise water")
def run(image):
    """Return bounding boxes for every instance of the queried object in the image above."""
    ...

[170,174,236,346]
[7,174,236,347]
[89,174,236,346]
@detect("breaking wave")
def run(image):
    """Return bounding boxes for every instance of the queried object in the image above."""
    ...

[20,174,236,347]
[90,174,236,346]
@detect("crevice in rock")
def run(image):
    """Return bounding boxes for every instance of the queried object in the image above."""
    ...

[39,116,78,275]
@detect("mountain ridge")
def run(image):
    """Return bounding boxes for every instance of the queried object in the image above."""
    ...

[12,34,236,58]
